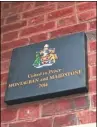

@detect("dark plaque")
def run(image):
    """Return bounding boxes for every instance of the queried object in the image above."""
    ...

[5,32,88,105]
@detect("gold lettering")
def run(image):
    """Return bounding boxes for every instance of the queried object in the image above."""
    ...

[49,75,55,80]
[28,74,30,78]
[28,80,34,84]
[64,72,68,76]
[23,81,28,85]
[8,84,14,88]
[19,82,23,85]
[57,73,64,78]
[35,78,39,83]
[40,77,48,82]
[8,69,82,88]
[39,83,48,88]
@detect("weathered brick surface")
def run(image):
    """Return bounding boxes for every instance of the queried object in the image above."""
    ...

[91,94,96,108]
[78,9,96,22]
[28,15,45,26]
[2,2,10,10]
[88,53,96,66]
[1,18,5,26]
[1,84,6,96]
[89,80,96,93]
[22,2,34,11]
[89,41,96,52]
[5,14,21,24]
[57,2,75,9]
[30,33,48,43]
[1,60,10,73]
[47,7,75,21]
[20,21,55,37]
[57,16,77,28]
[88,20,96,30]
[1,108,18,123]
[77,2,96,12]
[9,118,52,127]
[86,31,96,42]
[18,104,40,120]
[35,1,49,7]
[76,110,96,124]
[1,50,12,61]
[2,31,19,43]
[50,23,87,38]
[42,98,73,116]
[1,20,27,33]
[91,66,96,77]
[22,4,56,19]
[1,2,96,127]
[1,96,7,109]
[73,96,89,109]
[1,73,8,85]
[88,66,96,79]
[1,38,29,52]
[53,114,77,127]
[1,124,8,127]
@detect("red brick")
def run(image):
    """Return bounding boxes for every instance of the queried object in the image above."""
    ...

[22,2,34,11]
[89,80,96,93]
[1,38,29,52]
[78,9,96,22]
[42,98,73,117]
[2,5,23,18]
[89,66,96,79]
[1,124,8,127]
[53,114,77,127]
[18,104,39,120]
[20,21,55,37]
[1,84,6,96]
[77,2,96,13]
[76,110,96,124]
[1,96,7,109]
[1,50,12,61]
[35,2,49,7]
[1,20,27,33]
[28,15,44,26]
[58,16,77,28]
[91,66,96,77]
[9,118,52,127]
[88,66,91,79]
[22,4,56,19]
[50,23,87,38]
[89,41,96,52]
[2,2,10,10]
[88,53,96,66]
[2,31,18,42]
[1,18,5,26]
[88,20,96,30]
[74,96,89,109]
[1,73,8,84]
[57,2,75,9]
[76,2,87,5]
[1,108,18,123]
[47,7,75,21]
[30,33,48,43]
[91,94,96,107]
[10,2,23,8]
[1,60,10,73]
[5,14,21,24]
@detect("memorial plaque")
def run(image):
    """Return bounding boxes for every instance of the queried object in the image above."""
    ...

[5,32,88,105]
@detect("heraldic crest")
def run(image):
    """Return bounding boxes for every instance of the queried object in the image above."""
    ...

[33,44,58,68]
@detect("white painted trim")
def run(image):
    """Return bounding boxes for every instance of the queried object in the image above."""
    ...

[66,123,96,127]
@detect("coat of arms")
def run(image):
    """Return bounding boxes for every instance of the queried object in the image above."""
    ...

[33,44,58,68]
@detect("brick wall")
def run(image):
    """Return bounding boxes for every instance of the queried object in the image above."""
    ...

[1,2,96,127]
